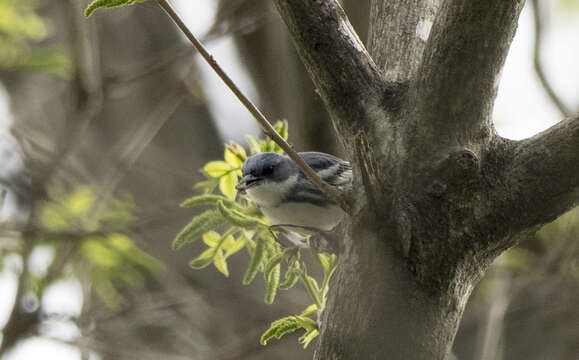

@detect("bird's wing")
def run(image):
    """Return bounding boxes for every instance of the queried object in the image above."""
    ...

[298,152,352,187]
[283,152,351,206]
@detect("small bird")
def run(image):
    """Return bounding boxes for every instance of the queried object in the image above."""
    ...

[235,152,351,231]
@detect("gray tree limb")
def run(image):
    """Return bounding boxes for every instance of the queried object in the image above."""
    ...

[368,0,441,82]
[498,116,579,236]
[411,0,525,152]
[273,0,387,140]
[266,0,578,359]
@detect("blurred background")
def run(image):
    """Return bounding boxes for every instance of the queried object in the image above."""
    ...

[0,0,578,359]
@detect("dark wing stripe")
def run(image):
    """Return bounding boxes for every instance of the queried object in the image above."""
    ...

[298,152,352,187]
[286,177,333,206]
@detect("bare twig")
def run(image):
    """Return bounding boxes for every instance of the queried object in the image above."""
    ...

[89,81,186,220]
[41,0,104,184]
[0,189,6,211]
[156,0,351,214]
[530,0,571,117]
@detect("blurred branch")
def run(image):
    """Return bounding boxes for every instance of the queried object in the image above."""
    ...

[530,0,571,117]
[0,226,121,240]
[0,236,35,355]
[0,188,6,210]
[156,0,352,214]
[475,261,510,360]
[203,0,271,43]
[104,44,193,88]
[39,0,104,186]
[89,80,187,220]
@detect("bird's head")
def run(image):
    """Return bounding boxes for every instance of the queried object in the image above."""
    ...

[235,153,294,197]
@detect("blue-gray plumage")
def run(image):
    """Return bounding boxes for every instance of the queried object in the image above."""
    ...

[236,152,351,231]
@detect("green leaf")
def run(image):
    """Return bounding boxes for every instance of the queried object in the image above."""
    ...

[274,318,300,338]
[295,315,317,331]
[279,266,300,290]
[299,329,319,348]
[259,139,270,153]
[243,236,266,285]
[81,237,121,268]
[223,235,246,257]
[301,268,323,309]
[189,248,215,269]
[40,203,72,231]
[264,262,280,304]
[85,0,148,17]
[217,201,265,228]
[219,171,237,200]
[193,179,218,194]
[264,253,284,280]
[307,275,321,295]
[246,135,261,155]
[300,304,318,317]
[93,276,123,309]
[202,231,220,247]
[108,233,133,251]
[318,253,338,297]
[65,186,95,216]
[317,253,335,271]
[213,249,229,277]
[274,119,289,141]
[204,161,231,178]
[260,317,300,345]
[172,210,225,250]
[180,194,227,208]
[224,143,246,169]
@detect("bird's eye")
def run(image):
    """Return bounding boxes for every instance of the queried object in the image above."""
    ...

[262,165,275,175]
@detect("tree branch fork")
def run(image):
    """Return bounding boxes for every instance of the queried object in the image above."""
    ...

[152,0,579,358]
[153,0,579,285]
[159,0,579,273]
[270,0,579,275]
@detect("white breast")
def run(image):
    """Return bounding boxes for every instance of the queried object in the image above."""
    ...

[260,202,344,231]
[245,176,344,231]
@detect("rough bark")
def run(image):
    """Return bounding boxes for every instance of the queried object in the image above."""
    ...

[272,0,578,359]
[368,0,440,82]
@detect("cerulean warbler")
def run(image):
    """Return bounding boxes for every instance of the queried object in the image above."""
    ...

[235,152,352,231]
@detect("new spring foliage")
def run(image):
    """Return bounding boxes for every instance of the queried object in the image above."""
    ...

[175,121,338,347]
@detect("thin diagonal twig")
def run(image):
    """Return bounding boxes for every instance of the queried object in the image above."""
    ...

[156,0,351,214]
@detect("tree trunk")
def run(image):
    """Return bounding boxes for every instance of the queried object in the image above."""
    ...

[271,0,579,359]
[317,222,471,359]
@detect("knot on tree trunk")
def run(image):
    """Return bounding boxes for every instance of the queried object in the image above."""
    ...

[426,149,481,197]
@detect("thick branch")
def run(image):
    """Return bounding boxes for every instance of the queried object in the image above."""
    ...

[368,0,441,82]
[272,0,387,134]
[498,116,579,234]
[412,0,525,150]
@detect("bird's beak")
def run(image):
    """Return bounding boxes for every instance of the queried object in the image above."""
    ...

[235,174,261,194]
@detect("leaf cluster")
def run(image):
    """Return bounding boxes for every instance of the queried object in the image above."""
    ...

[175,121,338,347]
[39,185,161,308]
[0,0,70,75]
